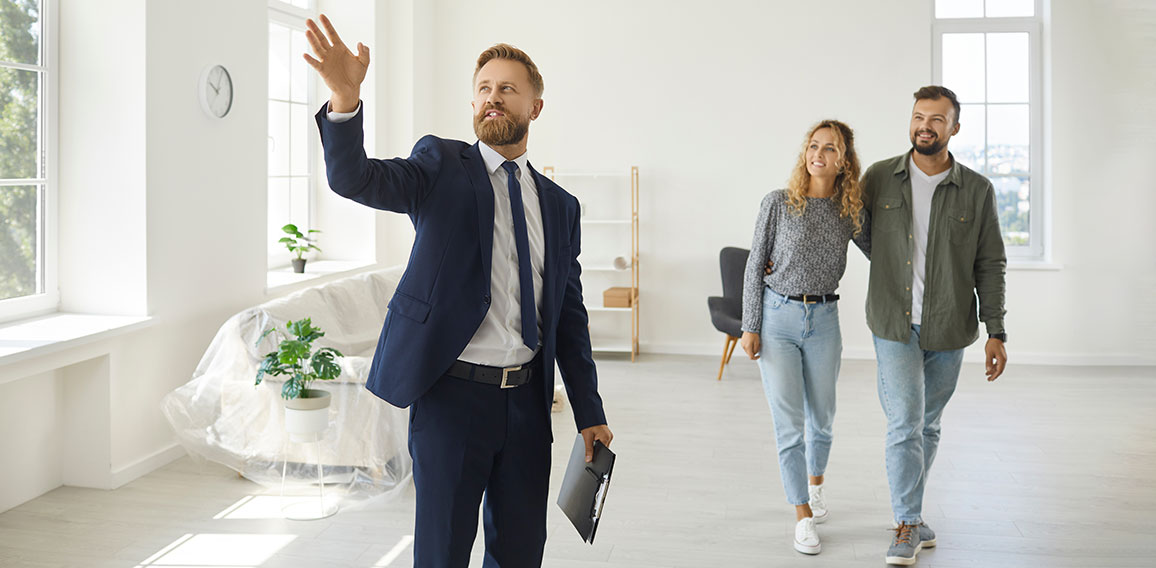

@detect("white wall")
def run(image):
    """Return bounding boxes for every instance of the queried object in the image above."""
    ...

[0,371,61,513]
[363,0,1155,365]
[58,0,148,316]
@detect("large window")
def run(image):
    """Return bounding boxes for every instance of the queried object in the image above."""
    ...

[267,0,315,268]
[1,0,55,319]
[933,0,1045,259]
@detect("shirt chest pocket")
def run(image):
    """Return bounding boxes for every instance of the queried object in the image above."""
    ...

[874,197,906,232]
[947,208,974,244]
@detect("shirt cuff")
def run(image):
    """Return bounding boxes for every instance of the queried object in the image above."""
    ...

[326,101,362,123]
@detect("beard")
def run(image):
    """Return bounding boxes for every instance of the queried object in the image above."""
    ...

[474,105,530,147]
[911,130,947,155]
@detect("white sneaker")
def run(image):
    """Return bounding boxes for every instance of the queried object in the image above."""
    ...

[794,517,821,555]
[808,484,829,524]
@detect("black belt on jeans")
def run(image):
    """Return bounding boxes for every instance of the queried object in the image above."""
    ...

[787,293,839,304]
[446,355,537,389]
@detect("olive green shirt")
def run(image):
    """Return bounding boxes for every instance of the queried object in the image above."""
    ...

[862,151,1007,350]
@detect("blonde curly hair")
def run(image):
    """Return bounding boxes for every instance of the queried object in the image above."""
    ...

[785,120,865,235]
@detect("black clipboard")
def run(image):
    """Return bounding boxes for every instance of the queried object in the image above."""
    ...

[557,434,615,544]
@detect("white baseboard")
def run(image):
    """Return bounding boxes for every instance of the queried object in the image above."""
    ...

[110,443,187,489]
[638,341,719,357]
[641,342,1156,367]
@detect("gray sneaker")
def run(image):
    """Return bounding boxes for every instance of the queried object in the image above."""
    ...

[918,522,937,548]
[885,523,920,565]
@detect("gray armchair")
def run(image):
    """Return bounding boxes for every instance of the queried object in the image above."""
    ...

[707,247,749,380]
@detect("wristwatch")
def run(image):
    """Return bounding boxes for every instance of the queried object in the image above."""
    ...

[989,333,1008,343]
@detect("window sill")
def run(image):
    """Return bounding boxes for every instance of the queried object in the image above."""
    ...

[265,259,380,295]
[1008,261,1063,271]
[0,313,153,374]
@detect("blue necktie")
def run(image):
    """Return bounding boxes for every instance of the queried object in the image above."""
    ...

[501,161,538,350]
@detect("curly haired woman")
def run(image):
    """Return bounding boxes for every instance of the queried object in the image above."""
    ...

[740,119,870,555]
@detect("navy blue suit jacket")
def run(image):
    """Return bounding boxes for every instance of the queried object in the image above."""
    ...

[315,105,607,431]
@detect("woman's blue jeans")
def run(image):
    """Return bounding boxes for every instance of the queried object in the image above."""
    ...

[756,288,842,505]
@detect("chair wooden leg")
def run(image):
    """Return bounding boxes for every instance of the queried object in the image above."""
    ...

[724,334,739,365]
[717,335,736,381]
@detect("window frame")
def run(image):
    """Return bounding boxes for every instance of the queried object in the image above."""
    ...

[0,0,59,324]
[931,0,1046,260]
[266,0,318,270]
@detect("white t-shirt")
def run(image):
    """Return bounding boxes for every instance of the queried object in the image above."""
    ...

[908,156,951,326]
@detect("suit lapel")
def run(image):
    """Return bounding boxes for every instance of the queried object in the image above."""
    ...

[462,144,494,289]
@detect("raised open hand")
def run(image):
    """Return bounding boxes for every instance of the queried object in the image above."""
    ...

[303,14,369,113]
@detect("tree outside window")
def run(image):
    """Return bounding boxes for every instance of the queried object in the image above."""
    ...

[0,0,42,302]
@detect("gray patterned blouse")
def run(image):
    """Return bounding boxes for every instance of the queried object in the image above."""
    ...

[741,189,871,333]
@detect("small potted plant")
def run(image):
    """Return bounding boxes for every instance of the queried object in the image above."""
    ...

[255,317,343,442]
[279,224,321,273]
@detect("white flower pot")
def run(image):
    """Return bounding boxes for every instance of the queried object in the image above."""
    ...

[284,389,331,443]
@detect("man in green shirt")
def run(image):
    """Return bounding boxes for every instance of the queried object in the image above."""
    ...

[860,86,1008,566]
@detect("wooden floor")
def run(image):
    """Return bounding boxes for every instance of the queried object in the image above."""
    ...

[2,354,1154,567]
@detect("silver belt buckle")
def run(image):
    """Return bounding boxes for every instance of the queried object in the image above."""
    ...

[500,365,522,389]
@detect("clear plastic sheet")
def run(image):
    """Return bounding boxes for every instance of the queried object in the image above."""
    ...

[161,267,411,509]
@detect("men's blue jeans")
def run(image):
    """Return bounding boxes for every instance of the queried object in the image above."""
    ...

[873,324,965,523]
[756,288,841,505]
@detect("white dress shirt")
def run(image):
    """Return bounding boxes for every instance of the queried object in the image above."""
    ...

[328,104,545,367]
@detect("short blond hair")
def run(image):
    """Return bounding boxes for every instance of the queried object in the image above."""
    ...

[474,43,544,97]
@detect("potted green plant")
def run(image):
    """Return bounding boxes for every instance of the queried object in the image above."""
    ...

[255,317,343,442]
[279,224,321,273]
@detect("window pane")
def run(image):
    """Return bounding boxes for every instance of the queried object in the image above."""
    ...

[290,103,309,176]
[986,33,1029,103]
[290,178,310,236]
[291,0,310,9]
[269,23,290,100]
[952,104,985,173]
[986,0,1034,17]
[268,101,290,176]
[941,33,985,103]
[0,68,40,179]
[0,185,39,301]
[935,0,983,18]
[992,176,1030,246]
[987,104,1029,174]
[0,0,40,65]
[290,29,308,103]
[268,178,290,259]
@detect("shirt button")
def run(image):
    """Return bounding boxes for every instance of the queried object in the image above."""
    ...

[905,311,910,316]
[906,287,911,291]
[908,234,913,239]
[483,295,491,304]
[907,260,911,265]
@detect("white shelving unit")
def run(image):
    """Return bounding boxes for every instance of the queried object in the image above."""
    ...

[544,167,639,361]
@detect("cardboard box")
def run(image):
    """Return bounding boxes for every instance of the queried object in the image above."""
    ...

[603,287,633,308]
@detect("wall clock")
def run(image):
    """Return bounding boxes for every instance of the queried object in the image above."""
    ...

[199,64,233,118]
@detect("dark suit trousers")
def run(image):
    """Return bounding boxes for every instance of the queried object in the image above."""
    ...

[408,361,551,568]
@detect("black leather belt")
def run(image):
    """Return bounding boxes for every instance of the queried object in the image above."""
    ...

[787,293,839,304]
[446,356,538,389]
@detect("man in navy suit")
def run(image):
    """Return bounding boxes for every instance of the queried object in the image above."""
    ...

[304,14,613,568]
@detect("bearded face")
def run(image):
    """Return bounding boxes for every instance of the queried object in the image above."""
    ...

[910,127,947,156]
[474,103,531,147]
[909,97,959,157]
